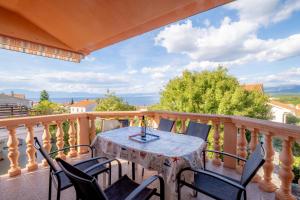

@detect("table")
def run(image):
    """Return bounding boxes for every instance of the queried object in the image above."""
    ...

[92,126,206,200]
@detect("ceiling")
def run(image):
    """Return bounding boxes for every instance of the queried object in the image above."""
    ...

[0,0,232,62]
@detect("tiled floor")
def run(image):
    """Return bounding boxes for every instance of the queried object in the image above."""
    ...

[0,157,276,200]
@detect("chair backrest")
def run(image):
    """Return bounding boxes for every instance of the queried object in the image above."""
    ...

[185,121,211,141]
[56,158,108,200]
[119,119,129,127]
[33,137,57,172]
[158,118,175,132]
[240,144,265,186]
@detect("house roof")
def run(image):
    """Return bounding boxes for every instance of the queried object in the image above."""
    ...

[268,100,300,117]
[0,93,30,105]
[0,0,232,62]
[8,93,25,99]
[269,100,295,111]
[242,83,264,93]
[71,100,96,108]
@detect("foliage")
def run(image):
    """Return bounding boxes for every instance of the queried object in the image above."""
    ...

[286,113,300,125]
[273,137,300,183]
[40,90,50,102]
[293,156,300,183]
[152,68,271,120]
[32,100,67,115]
[276,95,300,106]
[49,121,70,156]
[94,93,136,111]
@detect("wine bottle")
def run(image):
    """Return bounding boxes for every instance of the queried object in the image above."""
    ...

[141,116,146,138]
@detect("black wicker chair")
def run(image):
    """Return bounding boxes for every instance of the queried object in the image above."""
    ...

[33,137,114,200]
[157,118,175,132]
[185,121,211,141]
[177,144,265,200]
[185,121,211,169]
[56,158,165,200]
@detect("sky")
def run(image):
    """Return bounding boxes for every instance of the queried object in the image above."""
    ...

[1,0,300,97]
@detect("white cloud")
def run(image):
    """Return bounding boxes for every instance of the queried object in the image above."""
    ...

[83,56,96,62]
[0,70,129,93]
[243,67,300,86]
[155,0,300,68]
[272,0,300,23]
[203,19,210,26]
[128,70,138,75]
[141,65,173,79]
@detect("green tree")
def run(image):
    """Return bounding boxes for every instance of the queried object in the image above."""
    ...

[32,100,67,115]
[95,92,135,111]
[152,68,270,119]
[40,90,49,102]
[286,113,300,125]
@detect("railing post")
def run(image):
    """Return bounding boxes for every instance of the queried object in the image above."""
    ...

[129,118,134,126]
[56,121,66,159]
[259,132,277,192]
[212,120,221,166]
[68,119,78,158]
[250,128,261,182]
[236,125,247,173]
[180,119,186,133]
[152,114,160,129]
[77,115,90,154]
[42,123,51,167]
[223,121,237,168]
[138,116,142,126]
[25,124,38,171]
[7,126,21,177]
[275,136,296,200]
[171,118,177,133]
[89,117,96,142]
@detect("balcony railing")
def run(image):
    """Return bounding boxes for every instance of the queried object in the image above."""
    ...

[0,111,299,199]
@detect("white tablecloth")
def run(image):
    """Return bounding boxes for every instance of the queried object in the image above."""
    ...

[92,127,206,200]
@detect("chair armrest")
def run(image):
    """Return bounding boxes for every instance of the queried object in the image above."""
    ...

[83,158,122,179]
[205,150,247,162]
[73,156,108,166]
[177,167,245,190]
[49,145,94,157]
[124,175,164,200]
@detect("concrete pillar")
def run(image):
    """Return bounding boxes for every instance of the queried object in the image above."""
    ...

[223,121,237,169]
[77,116,90,154]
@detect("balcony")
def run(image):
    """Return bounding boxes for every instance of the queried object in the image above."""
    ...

[0,111,299,200]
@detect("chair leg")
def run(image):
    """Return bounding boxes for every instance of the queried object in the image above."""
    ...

[243,190,247,200]
[202,150,206,169]
[48,174,52,200]
[177,182,181,200]
[191,181,197,197]
[56,190,60,200]
[56,180,61,200]
[132,162,135,181]
[142,168,145,177]
[108,169,112,186]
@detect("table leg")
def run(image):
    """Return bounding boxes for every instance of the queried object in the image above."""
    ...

[162,173,176,200]
[132,162,135,181]
[102,173,107,188]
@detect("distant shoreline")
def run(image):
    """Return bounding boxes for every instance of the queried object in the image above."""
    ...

[29,95,160,106]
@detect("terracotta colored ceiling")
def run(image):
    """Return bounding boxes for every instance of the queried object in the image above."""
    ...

[0,0,232,62]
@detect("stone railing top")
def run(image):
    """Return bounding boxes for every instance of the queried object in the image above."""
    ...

[0,110,299,141]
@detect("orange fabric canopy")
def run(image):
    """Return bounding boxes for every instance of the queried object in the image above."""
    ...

[0,0,232,62]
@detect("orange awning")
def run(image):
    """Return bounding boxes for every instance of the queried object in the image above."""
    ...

[0,0,232,62]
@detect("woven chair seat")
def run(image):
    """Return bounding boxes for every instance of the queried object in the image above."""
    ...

[105,175,156,200]
[194,173,240,200]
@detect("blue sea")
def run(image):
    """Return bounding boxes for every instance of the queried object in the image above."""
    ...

[30,94,160,106]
